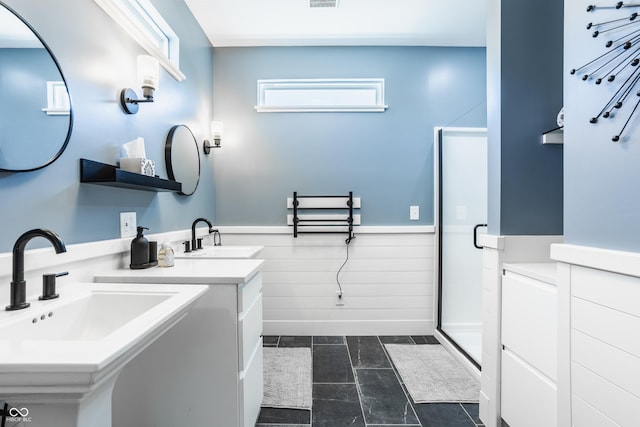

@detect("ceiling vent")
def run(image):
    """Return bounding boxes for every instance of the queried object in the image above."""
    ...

[309,0,338,8]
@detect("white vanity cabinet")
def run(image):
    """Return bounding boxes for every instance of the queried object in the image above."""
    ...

[501,263,557,427]
[94,259,264,427]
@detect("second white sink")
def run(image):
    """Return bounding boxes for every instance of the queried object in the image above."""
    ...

[175,245,263,259]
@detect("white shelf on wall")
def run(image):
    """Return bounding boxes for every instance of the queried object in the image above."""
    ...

[542,127,563,144]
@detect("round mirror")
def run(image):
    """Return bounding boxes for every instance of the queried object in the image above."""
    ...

[165,125,200,196]
[0,3,73,172]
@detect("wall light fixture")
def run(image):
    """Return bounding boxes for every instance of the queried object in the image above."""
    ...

[120,55,160,114]
[203,121,223,154]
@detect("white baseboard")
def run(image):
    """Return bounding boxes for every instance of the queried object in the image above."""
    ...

[263,319,434,337]
[479,391,494,427]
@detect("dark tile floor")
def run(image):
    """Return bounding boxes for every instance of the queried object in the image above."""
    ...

[256,335,484,427]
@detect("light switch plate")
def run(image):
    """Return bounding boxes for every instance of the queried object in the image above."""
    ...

[120,212,137,238]
[410,205,420,221]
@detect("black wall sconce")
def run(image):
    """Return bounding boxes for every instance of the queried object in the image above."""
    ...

[203,121,223,154]
[120,55,160,114]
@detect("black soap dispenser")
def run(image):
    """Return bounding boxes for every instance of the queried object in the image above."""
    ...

[130,226,151,269]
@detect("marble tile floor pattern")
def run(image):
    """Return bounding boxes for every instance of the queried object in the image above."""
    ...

[256,335,484,427]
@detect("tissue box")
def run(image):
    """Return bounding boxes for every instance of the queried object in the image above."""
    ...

[120,157,155,176]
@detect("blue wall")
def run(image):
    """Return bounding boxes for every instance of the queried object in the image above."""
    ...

[0,0,214,252]
[564,0,640,252]
[0,49,68,169]
[486,0,564,236]
[212,46,487,226]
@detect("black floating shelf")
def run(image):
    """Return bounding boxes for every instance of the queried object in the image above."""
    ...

[80,158,182,192]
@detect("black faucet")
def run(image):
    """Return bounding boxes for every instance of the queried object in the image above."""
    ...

[191,218,214,251]
[211,229,222,246]
[7,228,67,311]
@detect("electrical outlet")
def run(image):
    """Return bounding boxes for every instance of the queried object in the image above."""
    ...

[410,205,420,220]
[336,290,344,306]
[120,212,137,238]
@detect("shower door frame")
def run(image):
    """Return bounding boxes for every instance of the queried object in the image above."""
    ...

[433,126,487,375]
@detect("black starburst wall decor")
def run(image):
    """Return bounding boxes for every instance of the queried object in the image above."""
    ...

[572,2,640,141]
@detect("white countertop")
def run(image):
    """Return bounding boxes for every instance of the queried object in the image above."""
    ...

[503,262,558,285]
[94,258,263,285]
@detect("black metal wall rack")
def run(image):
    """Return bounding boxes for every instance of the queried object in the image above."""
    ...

[288,191,360,240]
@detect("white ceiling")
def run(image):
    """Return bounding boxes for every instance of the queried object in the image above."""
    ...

[184,0,487,47]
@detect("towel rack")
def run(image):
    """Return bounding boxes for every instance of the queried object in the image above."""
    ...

[287,192,360,239]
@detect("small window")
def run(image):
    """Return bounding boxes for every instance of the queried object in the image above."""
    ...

[42,81,70,116]
[255,78,388,112]
[94,0,185,81]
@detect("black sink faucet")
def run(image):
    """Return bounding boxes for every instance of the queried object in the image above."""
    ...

[191,218,214,251]
[6,228,66,311]
[212,229,222,246]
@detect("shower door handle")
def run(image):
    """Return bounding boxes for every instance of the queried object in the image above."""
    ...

[473,224,487,249]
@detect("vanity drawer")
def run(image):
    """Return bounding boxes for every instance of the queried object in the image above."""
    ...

[239,340,263,427]
[238,272,262,313]
[502,271,557,380]
[239,296,263,371]
[501,348,557,427]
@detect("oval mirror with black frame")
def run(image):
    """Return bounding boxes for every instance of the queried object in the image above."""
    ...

[0,2,73,172]
[165,124,200,196]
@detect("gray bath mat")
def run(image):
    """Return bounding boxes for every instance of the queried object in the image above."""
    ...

[385,344,480,403]
[262,347,312,410]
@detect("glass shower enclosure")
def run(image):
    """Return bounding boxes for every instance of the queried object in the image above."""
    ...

[436,127,487,368]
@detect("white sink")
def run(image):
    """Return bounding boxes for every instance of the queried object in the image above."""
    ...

[2,292,171,342]
[175,245,263,259]
[0,282,207,427]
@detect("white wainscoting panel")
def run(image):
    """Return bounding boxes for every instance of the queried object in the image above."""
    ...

[552,244,640,427]
[217,229,434,336]
[570,268,640,425]
[0,227,434,337]
[479,243,503,427]
[572,395,618,427]
[572,362,639,426]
